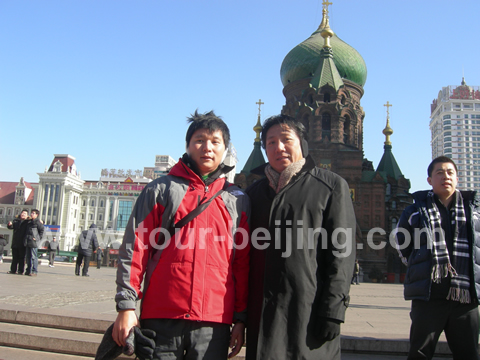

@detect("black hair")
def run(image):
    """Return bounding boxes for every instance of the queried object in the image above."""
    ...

[31,209,39,215]
[261,114,308,154]
[427,156,458,177]
[185,110,230,149]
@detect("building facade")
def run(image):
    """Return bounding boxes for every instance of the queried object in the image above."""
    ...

[0,154,180,252]
[430,78,480,190]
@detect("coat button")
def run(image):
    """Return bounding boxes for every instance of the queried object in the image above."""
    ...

[185,314,190,318]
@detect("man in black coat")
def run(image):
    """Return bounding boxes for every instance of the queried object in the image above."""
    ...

[24,209,44,277]
[245,114,356,360]
[76,223,99,277]
[7,209,28,274]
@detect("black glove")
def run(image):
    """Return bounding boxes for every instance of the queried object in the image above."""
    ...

[133,327,156,360]
[314,317,341,342]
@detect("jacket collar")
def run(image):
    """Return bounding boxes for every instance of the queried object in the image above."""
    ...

[170,155,233,187]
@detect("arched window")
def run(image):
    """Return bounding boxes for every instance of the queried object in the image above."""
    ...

[343,116,351,144]
[100,200,104,208]
[391,217,398,231]
[323,92,330,103]
[322,113,331,140]
[91,200,95,207]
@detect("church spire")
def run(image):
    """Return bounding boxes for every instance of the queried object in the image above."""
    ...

[240,100,266,176]
[383,101,393,146]
[310,0,343,91]
[254,99,263,143]
[377,101,403,179]
[318,0,333,31]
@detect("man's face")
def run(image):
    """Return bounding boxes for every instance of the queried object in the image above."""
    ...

[187,129,226,176]
[31,212,38,219]
[20,211,28,220]
[53,238,56,241]
[265,124,304,173]
[427,162,458,200]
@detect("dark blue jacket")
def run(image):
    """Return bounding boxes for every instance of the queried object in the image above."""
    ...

[395,190,480,302]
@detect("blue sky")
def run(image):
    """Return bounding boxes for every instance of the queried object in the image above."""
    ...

[1,0,479,193]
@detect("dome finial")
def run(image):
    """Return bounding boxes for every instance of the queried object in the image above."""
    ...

[320,0,334,48]
[383,101,393,146]
[318,0,332,29]
[254,99,264,142]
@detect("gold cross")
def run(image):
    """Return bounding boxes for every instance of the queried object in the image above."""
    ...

[256,99,264,117]
[322,0,332,14]
[384,101,392,118]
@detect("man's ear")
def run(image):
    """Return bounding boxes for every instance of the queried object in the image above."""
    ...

[427,177,432,186]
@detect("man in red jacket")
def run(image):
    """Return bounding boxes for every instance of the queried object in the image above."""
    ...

[113,110,250,360]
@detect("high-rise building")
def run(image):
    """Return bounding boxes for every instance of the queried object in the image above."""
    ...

[430,78,480,190]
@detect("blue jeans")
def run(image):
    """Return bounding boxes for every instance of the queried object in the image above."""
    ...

[25,247,38,274]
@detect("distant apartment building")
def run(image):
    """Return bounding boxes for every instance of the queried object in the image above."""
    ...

[430,78,480,190]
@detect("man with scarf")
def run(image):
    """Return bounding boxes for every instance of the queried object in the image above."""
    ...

[112,110,250,360]
[245,114,356,360]
[395,156,480,359]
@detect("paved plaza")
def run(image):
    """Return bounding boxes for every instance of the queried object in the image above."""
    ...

[0,259,452,359]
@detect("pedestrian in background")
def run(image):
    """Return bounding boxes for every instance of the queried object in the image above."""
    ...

[7,209,28,274]
[24,209,44,277]
[75,223,99,277]
[47,236,60,267]
[0,235,8,263]
[395,156,480,360]
[96,247,103,269]
[352,259,360,285]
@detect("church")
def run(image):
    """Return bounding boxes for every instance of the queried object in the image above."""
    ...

[235,2,412,282]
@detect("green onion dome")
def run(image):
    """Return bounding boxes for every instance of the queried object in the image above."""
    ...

[280,14,367,87]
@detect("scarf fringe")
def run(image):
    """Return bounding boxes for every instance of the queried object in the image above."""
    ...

[431,264,453,283]
[447,287,471,304]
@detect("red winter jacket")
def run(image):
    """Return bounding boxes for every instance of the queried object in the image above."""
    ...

[115,159,250,324]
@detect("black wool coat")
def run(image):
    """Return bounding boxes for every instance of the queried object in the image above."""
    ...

[78,224,99,257]
[7,218,27,248]
[245,156,356,360]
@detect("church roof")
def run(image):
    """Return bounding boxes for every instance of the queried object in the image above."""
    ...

[376,145,403,180]
[241,142,265,175]
[280,7,367,87]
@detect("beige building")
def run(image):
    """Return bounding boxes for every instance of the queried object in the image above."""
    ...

[430,78,480,190]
